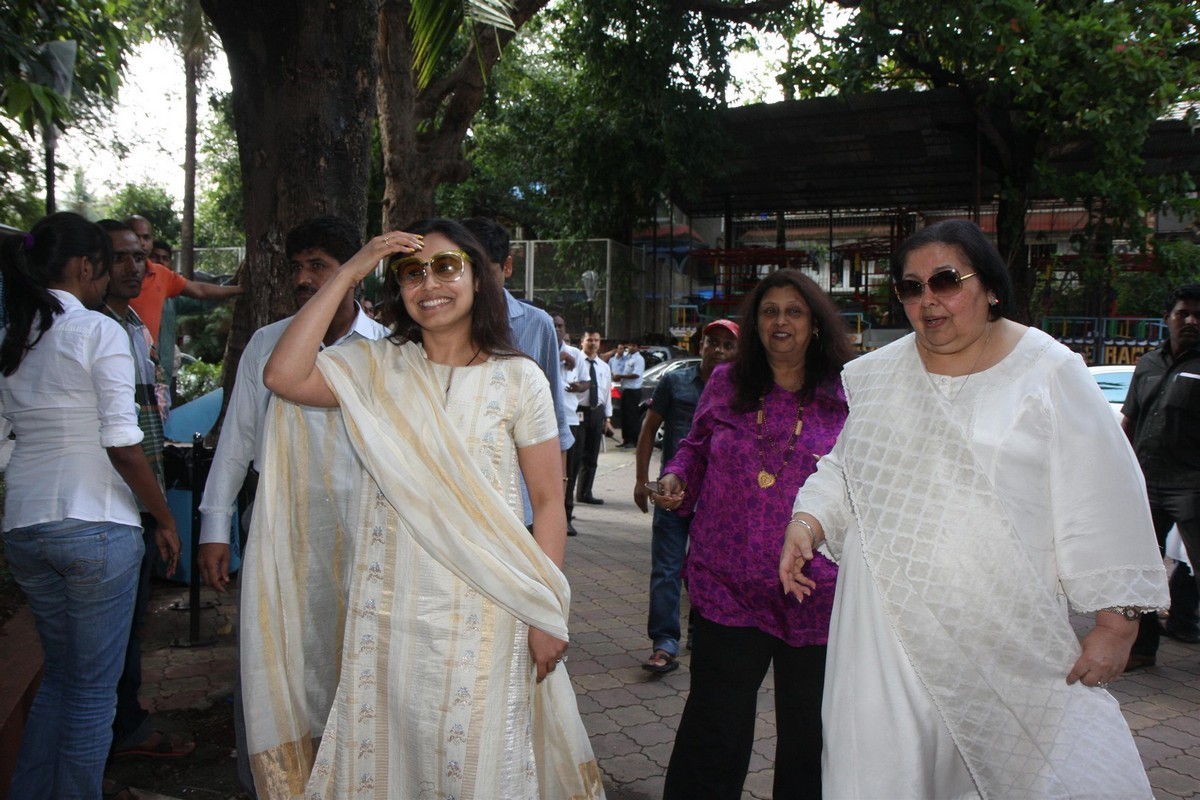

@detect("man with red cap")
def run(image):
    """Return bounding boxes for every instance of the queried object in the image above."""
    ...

[633,319,739,673]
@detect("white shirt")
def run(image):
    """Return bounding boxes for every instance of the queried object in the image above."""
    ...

[576,353,613,417]
[613,351,645,389]
[558,342,583,417]
[198,306,388,545]
[0,289,144,530]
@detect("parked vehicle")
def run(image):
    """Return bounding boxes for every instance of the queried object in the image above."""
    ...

[1088,364,1134,419]
[639,345,692,370]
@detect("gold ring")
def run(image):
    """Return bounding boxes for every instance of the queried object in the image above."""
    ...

[383,236,391,245]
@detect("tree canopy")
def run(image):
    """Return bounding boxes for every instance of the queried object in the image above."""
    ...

[777,0,1200,319]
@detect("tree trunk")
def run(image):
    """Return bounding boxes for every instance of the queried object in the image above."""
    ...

[973,100,1037,325]
[181,52,198,281]
[376,0,550,229]
[201,0,379,404]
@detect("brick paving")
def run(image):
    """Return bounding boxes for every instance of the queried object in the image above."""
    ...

[126,445,1200,799]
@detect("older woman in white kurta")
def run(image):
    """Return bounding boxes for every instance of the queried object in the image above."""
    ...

[779,220,1168,799]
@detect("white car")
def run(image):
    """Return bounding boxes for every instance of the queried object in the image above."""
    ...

[1088,364,1134,419]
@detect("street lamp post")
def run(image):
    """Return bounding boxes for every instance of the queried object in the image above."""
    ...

[581,269,598,329]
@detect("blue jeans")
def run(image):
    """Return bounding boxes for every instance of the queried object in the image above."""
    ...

[3,519,142,800]
[648,507,691,657]
[111,517,156,751]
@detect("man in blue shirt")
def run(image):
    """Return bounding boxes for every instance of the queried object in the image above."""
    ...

[462,218,573,527]
[633,320,739,673]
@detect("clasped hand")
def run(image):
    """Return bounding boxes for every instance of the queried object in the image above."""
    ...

[645,473,687,513]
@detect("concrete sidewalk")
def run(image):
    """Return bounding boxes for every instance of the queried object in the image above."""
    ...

[127,445,1200,799]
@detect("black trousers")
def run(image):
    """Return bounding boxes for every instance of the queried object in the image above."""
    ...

[1133,485,1200,655]
[664,614,825,800]
[620,386,643,443]
[565,423,583,520]
[575,406,606,501]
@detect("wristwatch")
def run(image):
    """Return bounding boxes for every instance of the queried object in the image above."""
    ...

[1101,606,1142,620]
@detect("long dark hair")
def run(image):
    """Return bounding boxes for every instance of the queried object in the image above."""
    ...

[0,212,112,376]
[891,220,1014,322]
[731,268,853,410]
[384,218,520,358]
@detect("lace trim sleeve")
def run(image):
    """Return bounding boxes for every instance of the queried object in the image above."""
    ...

[1061,565,1170,614]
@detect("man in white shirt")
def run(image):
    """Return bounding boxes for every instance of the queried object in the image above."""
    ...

[574,327,614,505]
[196,215,387,796]
[197,216,388,582]
[554,313,584,536]
[611,342,645,448]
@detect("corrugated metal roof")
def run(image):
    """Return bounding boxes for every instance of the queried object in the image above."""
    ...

[676,88,1200,218]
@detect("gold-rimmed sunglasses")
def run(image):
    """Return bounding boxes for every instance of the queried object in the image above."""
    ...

[387,250,471,288]
[893,269,977,304]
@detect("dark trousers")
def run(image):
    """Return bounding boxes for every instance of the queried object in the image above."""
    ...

[1133,486,1200,655]
[620,387,643,443]
[565,423,583,520]
[664,614,825,800]
[111,514,156,750]
[575,406,605,501]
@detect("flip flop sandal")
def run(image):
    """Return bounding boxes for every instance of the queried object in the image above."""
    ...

[641,649,679,674]
[111,729,196,759]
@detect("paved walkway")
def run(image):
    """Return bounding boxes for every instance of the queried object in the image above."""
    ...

[127,446,1200,799]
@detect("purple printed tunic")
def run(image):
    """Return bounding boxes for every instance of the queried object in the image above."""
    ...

[664,363,847,647]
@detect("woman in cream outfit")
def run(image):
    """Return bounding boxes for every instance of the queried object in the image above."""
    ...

[253,219,602,800]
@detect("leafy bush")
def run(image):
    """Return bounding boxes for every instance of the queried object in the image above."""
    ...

[175,360,222,405]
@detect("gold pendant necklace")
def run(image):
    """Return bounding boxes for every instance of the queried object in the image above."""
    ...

[756,392,804,490]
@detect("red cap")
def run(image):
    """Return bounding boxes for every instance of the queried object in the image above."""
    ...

[703,319,739,338]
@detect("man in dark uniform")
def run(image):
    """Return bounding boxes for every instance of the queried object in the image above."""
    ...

[1124,283,1200,669]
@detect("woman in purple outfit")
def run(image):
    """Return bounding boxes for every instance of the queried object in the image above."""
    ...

[653,268,852,799]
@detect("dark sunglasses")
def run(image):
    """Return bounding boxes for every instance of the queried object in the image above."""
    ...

[894,269,977,304]
[387,250,470,288]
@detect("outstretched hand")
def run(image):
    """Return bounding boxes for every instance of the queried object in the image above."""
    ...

[779,516,820,601]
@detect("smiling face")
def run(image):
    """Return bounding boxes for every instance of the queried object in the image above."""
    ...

[106,229,147,302]
[901,242,992,359]
[398,231,476,338]
[756,285,813,367]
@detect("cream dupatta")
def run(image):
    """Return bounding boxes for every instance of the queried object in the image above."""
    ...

[241,340,603,799]
[825,335,1159,799]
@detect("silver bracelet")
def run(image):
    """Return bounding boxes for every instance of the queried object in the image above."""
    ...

[787,514,816,540]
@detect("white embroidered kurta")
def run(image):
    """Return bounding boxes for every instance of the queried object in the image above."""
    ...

[242,340,603,800]
[797,329,1168,800]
